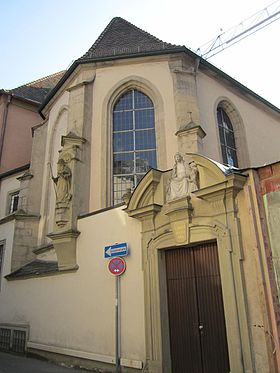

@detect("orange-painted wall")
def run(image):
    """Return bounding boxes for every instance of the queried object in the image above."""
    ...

[0,95,41,174]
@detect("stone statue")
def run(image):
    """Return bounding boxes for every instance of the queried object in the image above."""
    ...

[189,160,200,193]
[167,154,200,201]
[52,159,72,205]
[167,153,190,201]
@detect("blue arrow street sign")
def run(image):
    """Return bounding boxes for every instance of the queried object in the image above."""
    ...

[104,242,128,258]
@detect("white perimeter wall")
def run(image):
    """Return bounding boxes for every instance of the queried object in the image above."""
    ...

[0,206,145,367]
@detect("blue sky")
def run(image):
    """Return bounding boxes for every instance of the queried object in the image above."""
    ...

[1,0,279,107]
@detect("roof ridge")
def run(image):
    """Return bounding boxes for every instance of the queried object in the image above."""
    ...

[25,70,65,87]
[10,71,65,91]
[110,17,170,45]
[8,71,66,104]
[90,17,120,51]
[79,17,180,61]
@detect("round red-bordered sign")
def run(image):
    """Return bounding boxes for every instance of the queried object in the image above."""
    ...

[108,257,126,276]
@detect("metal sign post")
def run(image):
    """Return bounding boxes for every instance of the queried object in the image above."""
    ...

[115,276,120,373]
[107,257,126,373]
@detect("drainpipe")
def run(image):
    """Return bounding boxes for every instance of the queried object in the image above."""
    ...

[0,93,12,168]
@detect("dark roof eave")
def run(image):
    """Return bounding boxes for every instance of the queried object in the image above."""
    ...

[39,47,186,114]
[0,164,30,180]
[0,90,40,107]
[39,46,280,115]
[12,94,41,106]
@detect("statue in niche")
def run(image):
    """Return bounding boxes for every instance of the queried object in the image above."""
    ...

[167,153,200,201]
[167,153,190,201]
[189,160,200,193]
[52,159,72,205]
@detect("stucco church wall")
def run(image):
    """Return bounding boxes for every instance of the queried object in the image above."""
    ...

[0,206,145,367]
[90,59,178,210]
[197,72,280,167]
[41,57,280,216]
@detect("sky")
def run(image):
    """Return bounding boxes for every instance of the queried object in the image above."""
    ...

[1,0,279,108]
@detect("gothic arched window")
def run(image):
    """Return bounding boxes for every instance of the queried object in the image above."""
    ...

[217,107,238,167]
[113,89,157,204]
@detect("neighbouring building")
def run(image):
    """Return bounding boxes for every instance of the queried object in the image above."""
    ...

[0,17,280,373]
[0,71,65,219]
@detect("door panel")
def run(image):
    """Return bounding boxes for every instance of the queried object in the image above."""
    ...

[194,243,230,373]
[166,248,203,373]
[165,242,230,373]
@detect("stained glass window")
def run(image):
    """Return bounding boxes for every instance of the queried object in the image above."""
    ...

[113,89,157,204]
[217,107,238,167]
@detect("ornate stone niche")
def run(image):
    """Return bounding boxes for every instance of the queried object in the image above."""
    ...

[48,132,86,270]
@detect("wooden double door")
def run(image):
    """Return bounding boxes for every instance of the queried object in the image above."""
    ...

[165,242,230,373]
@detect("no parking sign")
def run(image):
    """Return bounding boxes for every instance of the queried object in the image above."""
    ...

[108,257,126,276]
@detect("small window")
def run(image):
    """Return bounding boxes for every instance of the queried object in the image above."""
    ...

[217,107,238,167]
[112,89,157,204]
[8,191,19,214]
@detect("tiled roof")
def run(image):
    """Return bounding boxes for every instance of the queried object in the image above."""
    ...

[39,18,184,112]
[9,71,65,104]
[39,18,280,115]
[5,259,59,280]
[78,17,183,61]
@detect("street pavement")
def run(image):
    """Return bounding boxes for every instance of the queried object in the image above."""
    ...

[0,351,89,373]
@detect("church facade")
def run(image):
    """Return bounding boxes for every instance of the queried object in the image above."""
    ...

[0,17,280,373]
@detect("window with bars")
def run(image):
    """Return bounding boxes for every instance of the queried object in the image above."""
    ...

[0,328,11,351]
[12,330,26,353]
[0,326,27,354]
[217,107,238,167]
[113,89,157,204]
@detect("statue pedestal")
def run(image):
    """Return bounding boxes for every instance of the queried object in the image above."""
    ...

[175,122,206,154]
[55,206,70,228]
[47,230,80,270]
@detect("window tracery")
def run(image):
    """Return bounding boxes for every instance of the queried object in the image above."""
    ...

[217,107,238,167]
[112,89,157,204]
